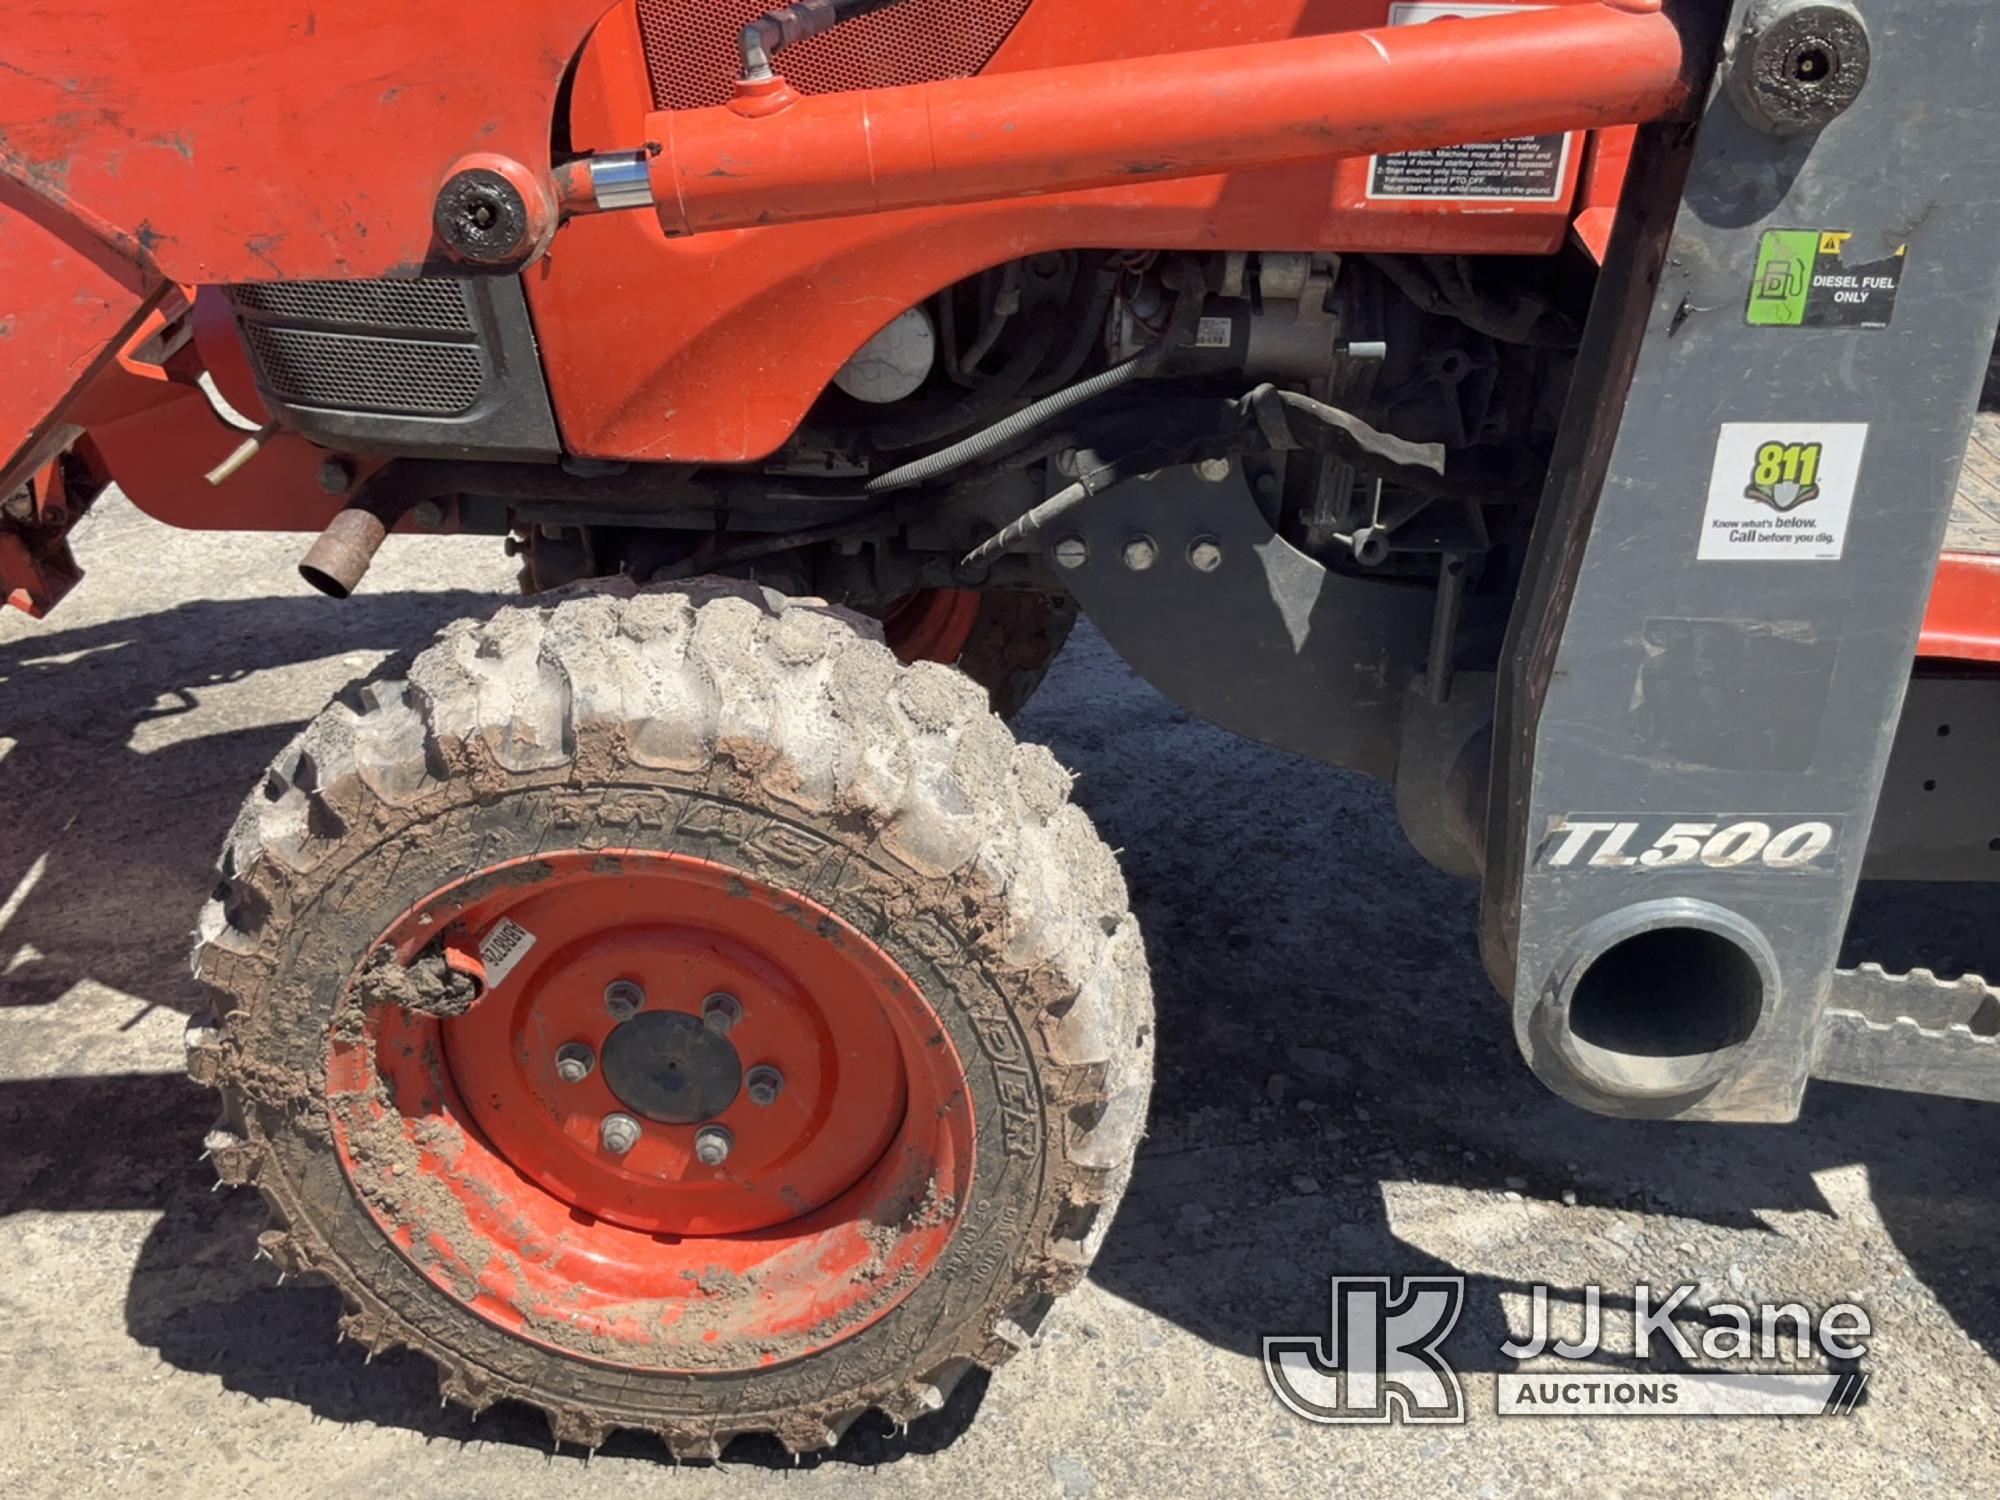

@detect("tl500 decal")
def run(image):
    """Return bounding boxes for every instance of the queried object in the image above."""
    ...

[1537,817,1839,871]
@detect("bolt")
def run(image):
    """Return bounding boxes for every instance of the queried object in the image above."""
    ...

[1187,537,1224,573]
[1051,535,1089,570]
[1194,457,1232,483]
[604,979,645,1020]
[318,456,356,496]
[600,1113,641,1155]
[554,1043,596,1084]
[433,166,532,264]
[1121,534,1158,572]
[702,992,743,1033]
[744,1065,785,1106]
[409,500,445,530]
[694,1125,734,1167]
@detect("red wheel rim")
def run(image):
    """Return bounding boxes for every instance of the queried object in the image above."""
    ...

[881,588,980,665]
[326,849,973,1372]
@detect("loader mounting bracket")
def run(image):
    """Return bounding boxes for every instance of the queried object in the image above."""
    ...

[1484,0,2000,1122]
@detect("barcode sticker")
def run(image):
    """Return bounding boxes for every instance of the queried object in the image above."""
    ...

[1195,316,1235,349]
[477,917,537,989]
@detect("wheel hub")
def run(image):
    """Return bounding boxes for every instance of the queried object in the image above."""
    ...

[600,1009,742,1124]
[325,847,973,1373]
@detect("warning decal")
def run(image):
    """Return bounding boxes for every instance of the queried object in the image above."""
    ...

[1697,422,1868,560]
[1366,4,1574,203]
[1746,230,1906,329]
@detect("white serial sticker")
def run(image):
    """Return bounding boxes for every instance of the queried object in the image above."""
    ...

[477,917,537,989]
[1195,315,1234,349]
[1698,422,1868,560]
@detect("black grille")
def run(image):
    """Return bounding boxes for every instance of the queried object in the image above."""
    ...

[223,275,557,457]
[242,325,485,416]
[228,280,474,332]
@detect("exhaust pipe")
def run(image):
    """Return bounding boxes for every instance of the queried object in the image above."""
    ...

[299,485,416,599]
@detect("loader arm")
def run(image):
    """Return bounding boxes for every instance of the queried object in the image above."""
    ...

[0,0,1698,492]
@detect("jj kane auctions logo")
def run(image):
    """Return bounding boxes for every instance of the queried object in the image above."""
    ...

[1265,1278,1871,1421]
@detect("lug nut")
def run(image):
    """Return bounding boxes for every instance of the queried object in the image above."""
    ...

[1051,534,1089,570]
[1194,457,1232,483]
[554,1042,596,1083]
[744,1065,785,1106]
[600,1113,641,1155]
[702,992,743,1033]
[1187,537,1224,573]
[1121,534,1158,572]
[604,979,645,1020]
[694,1125,734,1166]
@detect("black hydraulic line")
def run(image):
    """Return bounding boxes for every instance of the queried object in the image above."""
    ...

[1021,262,1121,398]
[864,355,1149,494]
[954,383,1468,576]
[866,262,1207,494]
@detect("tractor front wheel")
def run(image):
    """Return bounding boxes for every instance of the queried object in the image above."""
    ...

[188,581,1151,1456]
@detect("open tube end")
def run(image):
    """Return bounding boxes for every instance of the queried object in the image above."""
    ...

[299,506,393,599]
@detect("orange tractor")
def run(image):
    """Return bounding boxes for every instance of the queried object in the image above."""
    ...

[4,0,1997,1456]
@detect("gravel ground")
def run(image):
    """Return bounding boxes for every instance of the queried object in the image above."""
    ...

[1,495,1996,1498]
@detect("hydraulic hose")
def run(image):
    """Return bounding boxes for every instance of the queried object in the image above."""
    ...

[868,267,1203,494]
[740,0,909,80]
[863,355,1149,494]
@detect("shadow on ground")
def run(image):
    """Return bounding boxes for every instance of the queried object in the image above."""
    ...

[0,593,493,1016]
[0,602,1994,1465]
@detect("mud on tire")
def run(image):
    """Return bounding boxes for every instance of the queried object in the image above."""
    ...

[187,579,1152,1457]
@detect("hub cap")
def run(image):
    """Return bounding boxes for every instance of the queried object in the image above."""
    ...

[326,848,973,1371]
[599,1008,743,1124]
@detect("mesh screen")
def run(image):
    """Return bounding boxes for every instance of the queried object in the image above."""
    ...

[243,326,485,416]
[226,280,473,333]
[635,0,1033,111]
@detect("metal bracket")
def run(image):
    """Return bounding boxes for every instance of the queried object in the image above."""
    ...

[1056,462,1433,779]
[1483,0,2000,1122]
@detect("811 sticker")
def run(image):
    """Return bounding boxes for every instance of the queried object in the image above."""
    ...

[1537,816,1840,872]
[1698,421,1867,560]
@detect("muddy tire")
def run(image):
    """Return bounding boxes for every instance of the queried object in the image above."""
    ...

[188,579,1151,1456]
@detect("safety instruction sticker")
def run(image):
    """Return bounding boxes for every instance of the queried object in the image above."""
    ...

[1697,422,1868,560]
[1366,4,1574,202]
[1746,230,1906,329]
[477,917,537,989]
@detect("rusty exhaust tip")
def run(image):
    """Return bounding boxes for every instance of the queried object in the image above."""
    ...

[300,505,393,599]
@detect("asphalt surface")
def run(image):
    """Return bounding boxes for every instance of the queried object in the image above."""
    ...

[1,494,1996,1498]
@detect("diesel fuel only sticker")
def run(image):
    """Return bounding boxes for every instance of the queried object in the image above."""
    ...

[1746,230,1906,330]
